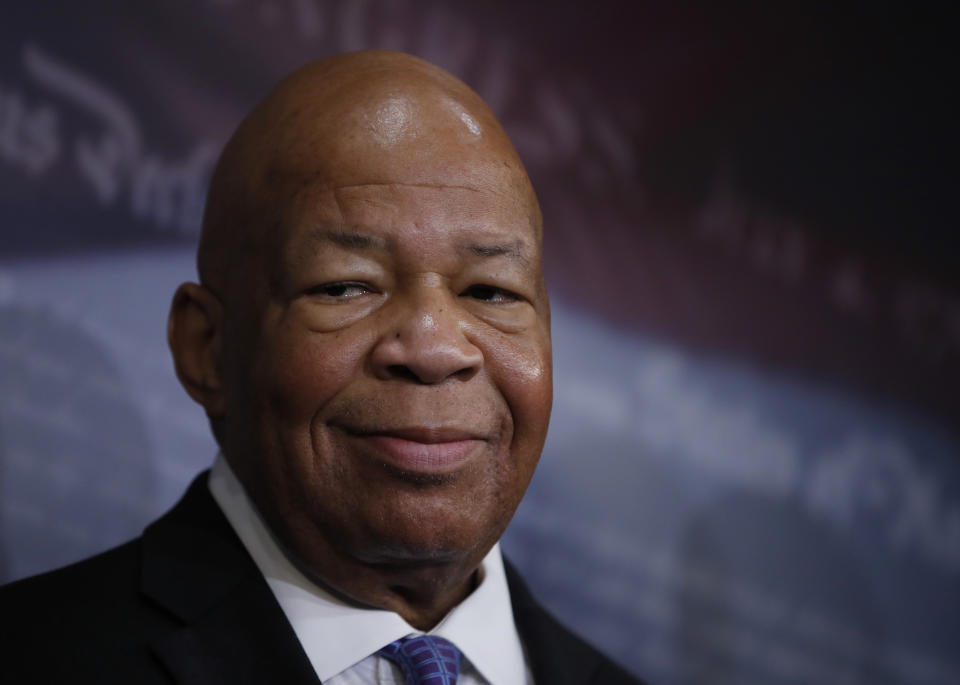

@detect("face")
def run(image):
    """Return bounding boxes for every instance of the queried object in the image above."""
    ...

[220,158,552,576]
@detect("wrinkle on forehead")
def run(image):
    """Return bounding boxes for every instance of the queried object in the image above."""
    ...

[329,181,484,194]
[319,182,540,243]
[312,182,539,250]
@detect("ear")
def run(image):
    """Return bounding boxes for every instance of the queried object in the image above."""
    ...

[168,282,226,418]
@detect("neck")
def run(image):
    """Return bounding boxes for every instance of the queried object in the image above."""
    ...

[219,454,493,630]
[293,540,484,630]
[262,511,489,630]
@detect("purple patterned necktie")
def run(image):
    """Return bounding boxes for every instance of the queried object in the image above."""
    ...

[377,635,462,685]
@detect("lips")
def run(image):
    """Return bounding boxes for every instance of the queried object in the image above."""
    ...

[337,425,487,476]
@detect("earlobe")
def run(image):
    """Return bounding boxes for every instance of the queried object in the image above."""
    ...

[167,282,225,417]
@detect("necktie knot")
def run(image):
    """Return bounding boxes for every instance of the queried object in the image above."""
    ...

[377,635,462,685]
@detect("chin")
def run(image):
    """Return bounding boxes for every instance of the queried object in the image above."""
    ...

[353,538,485,600]
[351,511,497,570]
[356,541,467,567]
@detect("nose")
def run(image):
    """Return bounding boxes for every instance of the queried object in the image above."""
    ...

[370,288,483,384]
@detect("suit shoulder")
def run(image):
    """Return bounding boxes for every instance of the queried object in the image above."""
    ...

[0,538,141,610]
[0,536,172,648]
[0,538,179,683]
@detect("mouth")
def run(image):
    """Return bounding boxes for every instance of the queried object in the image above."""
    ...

[337,425,488,476]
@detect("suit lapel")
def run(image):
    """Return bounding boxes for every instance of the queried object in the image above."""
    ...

[139,473,319,685]
[505,559,602,685]
[150,577,320,685]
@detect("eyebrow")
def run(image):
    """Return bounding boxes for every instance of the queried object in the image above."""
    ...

[305,227,532,265]
[460,240,531,266]
[307,228,391,251]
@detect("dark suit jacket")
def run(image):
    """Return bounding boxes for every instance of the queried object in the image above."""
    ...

[0,473,643,684]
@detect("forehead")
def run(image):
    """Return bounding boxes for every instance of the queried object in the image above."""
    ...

[279,180,539,265]
[241,69,542,271]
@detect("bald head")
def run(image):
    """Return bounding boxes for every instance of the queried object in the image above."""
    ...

[199,50,540,297]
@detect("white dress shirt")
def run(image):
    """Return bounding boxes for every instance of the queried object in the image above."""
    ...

[208,454,533,684]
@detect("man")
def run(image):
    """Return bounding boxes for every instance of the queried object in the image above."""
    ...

[1,51,642,684]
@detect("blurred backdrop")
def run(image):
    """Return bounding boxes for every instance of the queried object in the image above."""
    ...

[1,2,958,683]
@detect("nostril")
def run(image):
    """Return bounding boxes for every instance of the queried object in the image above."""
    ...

[388,364,420,381]
[452,365,478,382]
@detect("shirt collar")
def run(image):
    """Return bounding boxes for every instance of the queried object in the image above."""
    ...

[208,453,529,685]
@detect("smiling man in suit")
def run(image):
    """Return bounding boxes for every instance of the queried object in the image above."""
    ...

[1,51,641,684]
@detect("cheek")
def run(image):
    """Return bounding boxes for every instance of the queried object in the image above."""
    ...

[487,331,553,463]
[261,328,370,422]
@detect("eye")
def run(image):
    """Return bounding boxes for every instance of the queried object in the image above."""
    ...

[462,284,521,304]
[305,282,371,299]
